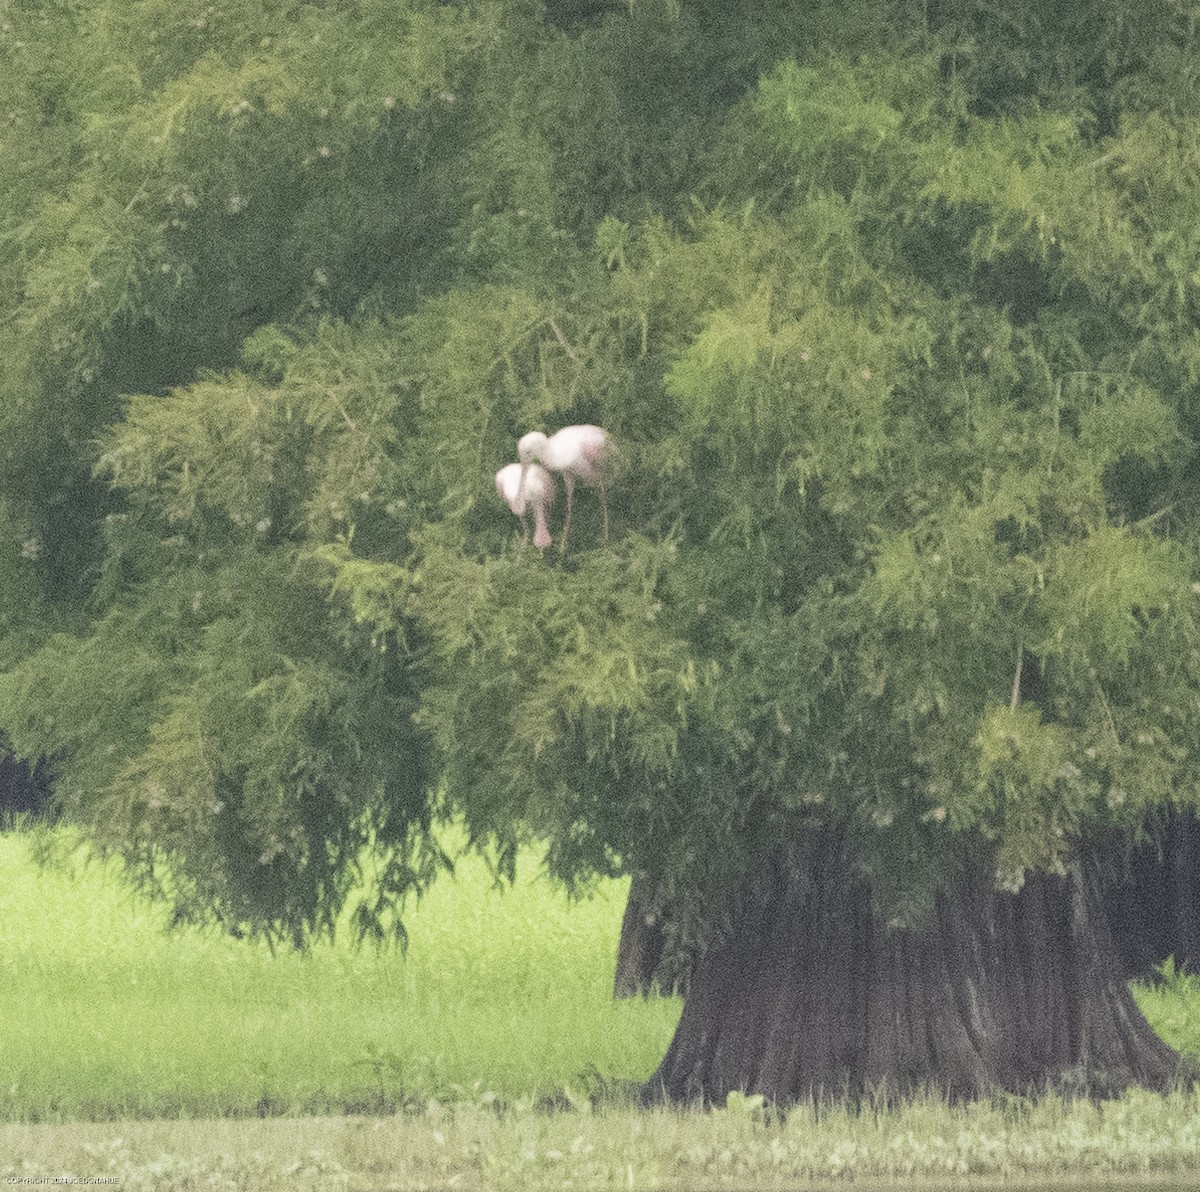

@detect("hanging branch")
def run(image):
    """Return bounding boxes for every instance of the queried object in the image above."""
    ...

[1009,638,1024,713]
[547,318,580,362]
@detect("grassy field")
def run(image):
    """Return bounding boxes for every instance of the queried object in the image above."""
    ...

[3,1092,1200,1189]
[0,826,678,1121]
[3,824,1200,1189]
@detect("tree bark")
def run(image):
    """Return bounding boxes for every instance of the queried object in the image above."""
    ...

[613,873,693,998]
[1105,810,1200,978]
[0,745,53,823]
[645,834,1185,1105]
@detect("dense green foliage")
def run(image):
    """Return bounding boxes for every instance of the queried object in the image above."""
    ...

[3,0,1200,947]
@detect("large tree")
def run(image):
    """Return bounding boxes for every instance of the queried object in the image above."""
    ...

[414,39,1200,1097]
[3,0,1200,1100]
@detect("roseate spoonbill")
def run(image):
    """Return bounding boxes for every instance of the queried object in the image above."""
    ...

[517,424,615,552]
[496,461,555,548]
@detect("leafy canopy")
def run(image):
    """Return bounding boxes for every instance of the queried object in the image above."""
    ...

[2,1,1200,940]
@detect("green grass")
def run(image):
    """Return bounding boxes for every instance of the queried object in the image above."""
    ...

[5,826,1200,1189]
[0,826,679,1121]
[1132,956,1200,1061]
[3,1093,1200,1189]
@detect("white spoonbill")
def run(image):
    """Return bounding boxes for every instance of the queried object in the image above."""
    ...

[496,461,555,548]
[517,424,615,552]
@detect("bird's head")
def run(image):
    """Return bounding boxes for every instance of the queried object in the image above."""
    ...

[517,431,548,464]
[495,464,524,515]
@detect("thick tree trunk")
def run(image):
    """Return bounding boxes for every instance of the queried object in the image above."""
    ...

[0,745,53,824]
[1105,811,1200,978]
[613,873,692,998]
[614,874,667,998]
[645,835,1185,1105]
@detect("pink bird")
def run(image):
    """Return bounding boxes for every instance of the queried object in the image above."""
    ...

[517,424,615,553]
[496,461,555,548]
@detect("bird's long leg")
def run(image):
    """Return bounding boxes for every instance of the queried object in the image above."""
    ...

[599,482,608,542]
[560,473,575,556]
[532,494,552,549]
[519,510,531,545]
